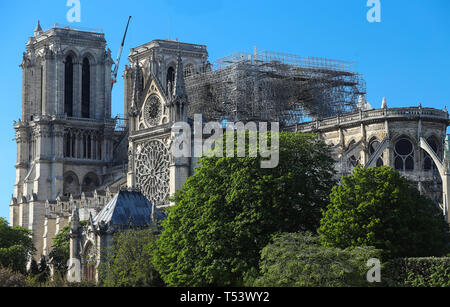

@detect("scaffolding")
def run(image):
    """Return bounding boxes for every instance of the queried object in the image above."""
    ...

[184,49,366,126]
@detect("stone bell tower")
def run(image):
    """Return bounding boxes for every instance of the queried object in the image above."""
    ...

[10,22,116,257]
[124,39,208,208]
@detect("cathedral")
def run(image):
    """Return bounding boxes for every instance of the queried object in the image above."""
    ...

[9,23,450,280]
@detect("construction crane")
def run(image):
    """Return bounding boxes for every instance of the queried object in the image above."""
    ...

[111,16,132,87]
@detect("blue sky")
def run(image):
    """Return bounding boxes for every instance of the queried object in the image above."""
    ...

[0,0,449,220]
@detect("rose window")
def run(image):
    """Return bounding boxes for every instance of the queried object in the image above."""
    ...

[135,140,170,206]
[143,95,162,127]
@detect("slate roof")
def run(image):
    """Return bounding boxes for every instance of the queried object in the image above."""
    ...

[92,190,165,228]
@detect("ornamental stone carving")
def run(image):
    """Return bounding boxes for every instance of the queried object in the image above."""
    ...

[143,95,162,127]
[135,140,170,206]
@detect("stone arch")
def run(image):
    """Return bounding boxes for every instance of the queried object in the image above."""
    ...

[81,57,91,118]
[63,171,80,196]
[166,64,176,94]
[166,58,177,93]
[346,138,357,150]
[393,135,415,172]
[64,129,78,158]
[79,50,97,65]
[63,48,80,62]
[183,62,194,78]
[82,172,100,193]
[82,240,97,282]
[64,54,75,117]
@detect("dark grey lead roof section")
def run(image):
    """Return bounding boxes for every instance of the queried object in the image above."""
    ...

[93,190,165,227]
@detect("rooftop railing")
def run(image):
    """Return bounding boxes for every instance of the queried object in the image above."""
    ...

[288,107,449,132]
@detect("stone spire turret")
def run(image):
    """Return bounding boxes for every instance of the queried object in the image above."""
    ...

[168,53,189,123]
[173,53,187,102]
[70,207,80,232]
[34,20,43,37]
[130,59,141,110]
[381,97,388,109]
[128,59,141,133]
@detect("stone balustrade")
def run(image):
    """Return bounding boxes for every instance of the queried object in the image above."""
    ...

[287,107,449,132]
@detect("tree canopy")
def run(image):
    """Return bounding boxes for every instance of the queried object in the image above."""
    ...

[48,221,87,275]
[100,228,164,287]
[319,166,449,259]
[152,132,336,286]
[251,232,382,287]
[0,218,35,273]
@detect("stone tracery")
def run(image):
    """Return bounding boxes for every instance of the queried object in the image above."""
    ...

[135,140,170,206]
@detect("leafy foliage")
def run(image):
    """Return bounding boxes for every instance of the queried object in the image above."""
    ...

[250,232,382,287]
[0,218,35,273]
[38,257,50,283]
[25,272,98,288]
[153,132,336,286]
[383,258,450,287]
[319,166,450,259]
[28,259,40,276]
[100,228,164,287]
[48,221,87,275]
[0,266,26,287]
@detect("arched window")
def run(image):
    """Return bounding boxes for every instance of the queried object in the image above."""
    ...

[82,173,100,193]
[64,56,74,117]
[424,137,440,171]
[83,242,97,282]
[348,155,360,167]
[347,139,356,150]
[184,64,194,78]
[83,133,88,159]
[394,138,414,171]
[166,66,175,94]
[63,172,80,196]
[82,58,90,118]
[64,130,76,158]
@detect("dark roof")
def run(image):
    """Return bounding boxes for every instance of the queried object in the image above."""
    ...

[93,190,164,227]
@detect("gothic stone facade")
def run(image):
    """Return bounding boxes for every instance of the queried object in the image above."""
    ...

[287,105,450,221]
[10,23,450,263]
[10,25,127,259]
[124,40,209,208]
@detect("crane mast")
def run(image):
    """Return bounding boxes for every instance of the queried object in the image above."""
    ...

[111,16,132,87]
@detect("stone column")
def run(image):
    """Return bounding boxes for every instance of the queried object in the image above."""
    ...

[43,216,56,256]
[68,208,82,282]
[73,62,82,118]
[91,134,95,160]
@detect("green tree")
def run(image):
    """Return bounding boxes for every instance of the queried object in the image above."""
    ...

[319,166,449,259]
[0,266,26,287]
[0,218,35,273]
[251,232,382,287]
[153,132,336,286]
[28,259,40,277]
[48,221,87,276]
[100,228,164,287]
[37,257,50,284]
